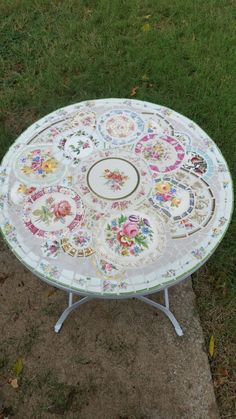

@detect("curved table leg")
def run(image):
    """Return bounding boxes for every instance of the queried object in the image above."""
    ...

[54,289,183,336]
[136,291,184,337]
[54,294,93,333]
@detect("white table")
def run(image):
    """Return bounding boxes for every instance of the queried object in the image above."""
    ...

[0,99,233,335]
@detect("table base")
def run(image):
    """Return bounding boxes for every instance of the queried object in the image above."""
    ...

[54,288,184,336]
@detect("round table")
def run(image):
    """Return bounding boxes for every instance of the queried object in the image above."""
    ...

[0,99,233,335]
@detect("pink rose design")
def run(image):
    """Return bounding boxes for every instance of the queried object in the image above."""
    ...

[31,161,42,170]
[32,149,41,155]
[53,200,71,218]
[49,245,58,254]
[60,139,66,147]
[105,263,113,272]
[122,221,139,237]
[162,193,172,202]
[135,143,142,153]
[27,187,36,194]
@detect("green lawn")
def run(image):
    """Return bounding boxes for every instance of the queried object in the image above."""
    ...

[0,0,235,415]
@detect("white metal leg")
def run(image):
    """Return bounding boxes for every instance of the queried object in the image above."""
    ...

[69,292,73,307]
[136,290,184,336]
[164,288,169,309]
[54,288,183,336]
[54,294,93,333]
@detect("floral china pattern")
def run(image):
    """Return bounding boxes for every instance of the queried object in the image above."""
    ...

[97,109,145,145]
[41,240,61,259]
[17,184,37,196]
[100,259,119,275]
[68,139,90,155]
[154,181,182,207]
[94,209,166,269]
[71,110,97,130]
[14,145,66,186]
[57,136,92,157]
[103,279,127,292]
[39,262,60,280]
[160,172,216,238]
[61,229,94,257]
[54,128,100,165]
[191,247,206,260]
[33,198,73,226]
[92,256,126,281]
[77,149,152,213]
[2,222,18,244]
[211,216,227,238]
[182,148,214,181]
[145,113,174,135]
[135,134,185,173]
[23,186,84,239]
[149,177,195,221]
[183,152,207,176]
[102,169,129,191]
[10,182,37,205]
[106,115,134,137]
[19,148,57,176]
[105,214,154,258]
[72,231,90,247]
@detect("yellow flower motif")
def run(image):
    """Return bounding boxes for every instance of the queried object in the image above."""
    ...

[67,176,73,184]
[41,159,58,173]
[171,197,181,207]
[4,223,13,234]
[155,181,171,194]
[153,144,164,153]
[120,235,131,244]
[121,248,129,256]
[21,166,33,174]
[17,184,28,194]
[106,231,113,239]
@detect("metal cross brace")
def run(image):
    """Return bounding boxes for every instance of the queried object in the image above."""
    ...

[54,287,183,336]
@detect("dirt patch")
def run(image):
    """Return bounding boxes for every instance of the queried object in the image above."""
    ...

[0,237,218,418]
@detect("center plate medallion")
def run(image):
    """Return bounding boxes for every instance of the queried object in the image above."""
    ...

[87,157,140,200]
[77,149,153,213]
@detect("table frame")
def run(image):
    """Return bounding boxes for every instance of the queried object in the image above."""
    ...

[54,284,184,336]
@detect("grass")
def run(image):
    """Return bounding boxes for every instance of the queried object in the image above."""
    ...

[0,0,235,416]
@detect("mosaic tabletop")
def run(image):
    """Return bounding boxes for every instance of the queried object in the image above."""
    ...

[0,99,233,297]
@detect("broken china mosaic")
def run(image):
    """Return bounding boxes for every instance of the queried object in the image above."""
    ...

[53,127,101,165]
[13,145,66,186]
[77,148,152,212]
[0,99,233,296]
[22,186,84,239]
[93,211,166,268]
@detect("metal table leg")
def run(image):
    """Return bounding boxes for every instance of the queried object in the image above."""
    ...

[54,288,183,336]
[135,288,184,336]
[54,293,93,333]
